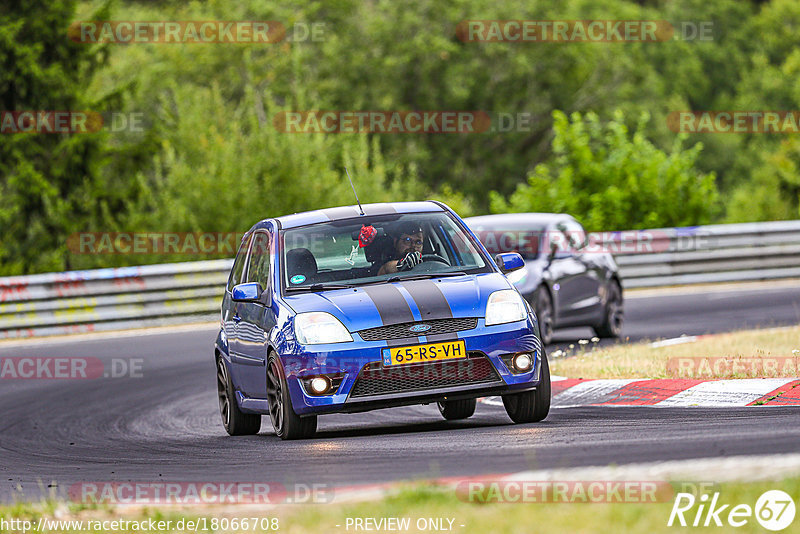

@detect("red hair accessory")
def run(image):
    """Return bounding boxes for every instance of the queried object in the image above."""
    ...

[358,225,377,248]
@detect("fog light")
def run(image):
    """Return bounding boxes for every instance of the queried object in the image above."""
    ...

[513,353,533,372]
[309,376,330,394]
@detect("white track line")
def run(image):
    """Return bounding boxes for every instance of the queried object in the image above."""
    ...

[649,336,698,348]
[552,379,640,405]
[655,378,795,407]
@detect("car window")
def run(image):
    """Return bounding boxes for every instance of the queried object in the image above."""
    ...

[227,233,253,291]
[281,212,490,290]
[245,232,271,289]
[467,221,546,259]
[305,233,371,271]
[559,220,587,252]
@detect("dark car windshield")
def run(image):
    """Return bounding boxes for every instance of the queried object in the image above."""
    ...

[467,221,547,259]
[281,212,490,290]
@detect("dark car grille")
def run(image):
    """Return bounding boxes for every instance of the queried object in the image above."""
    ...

[358,318,478,341]
[348,353,502,398]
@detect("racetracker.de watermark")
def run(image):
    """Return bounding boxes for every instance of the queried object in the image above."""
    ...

[273,111,492,134]
[282,355,502,383]
[68,482,333,504]
[0,357,143,380]
[668,111,800,133]
[1,111,146,134]
[69,21,326,43]
[474,229,714,256]
[68,232,249,255]
[456,480,676,503]
[667,357,800,378]
[456,20,713,42]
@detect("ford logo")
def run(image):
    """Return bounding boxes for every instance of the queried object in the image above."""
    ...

[409,324,432,333]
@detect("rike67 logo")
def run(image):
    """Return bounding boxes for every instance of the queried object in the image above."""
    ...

[668,490,796,531]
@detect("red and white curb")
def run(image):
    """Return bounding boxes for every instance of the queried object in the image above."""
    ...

[480,376,800,407]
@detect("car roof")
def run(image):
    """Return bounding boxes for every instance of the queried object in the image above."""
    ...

[274,201,446,229]
[465,213,571,226]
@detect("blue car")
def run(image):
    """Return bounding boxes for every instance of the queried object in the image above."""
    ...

[214,201,550,439]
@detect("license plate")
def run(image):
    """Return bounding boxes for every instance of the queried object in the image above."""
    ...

[381,340,467,366]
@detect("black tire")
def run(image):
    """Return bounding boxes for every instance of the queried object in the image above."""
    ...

[217,356,261,436]
[532,286,554,345]
[502,348,551,423]
[266,353,317,440]
[437,398,477,420]
[594,281,624,338]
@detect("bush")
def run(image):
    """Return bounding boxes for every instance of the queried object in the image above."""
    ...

[490,110,719,231]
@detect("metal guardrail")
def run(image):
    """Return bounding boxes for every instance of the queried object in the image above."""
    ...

[0,260,231,339]
[612,220,800,288]
[1,220,799,339]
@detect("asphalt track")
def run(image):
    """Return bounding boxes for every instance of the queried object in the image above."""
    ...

[2,284,800,501]
[550,282,800,349]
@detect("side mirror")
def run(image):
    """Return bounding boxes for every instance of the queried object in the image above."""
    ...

[232,282,263,302]
[495,252,525,274]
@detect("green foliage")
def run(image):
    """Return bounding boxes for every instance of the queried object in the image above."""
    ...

[0,0,104,274]
[490,110,718,231]
[726,137,800,222]
[0,0,152,275]
[4,0,800,274]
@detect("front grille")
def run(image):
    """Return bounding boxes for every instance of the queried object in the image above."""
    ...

[348,353,502,398]
[358,317,478,341]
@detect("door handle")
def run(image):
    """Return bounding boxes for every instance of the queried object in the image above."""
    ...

[233,313,242,323]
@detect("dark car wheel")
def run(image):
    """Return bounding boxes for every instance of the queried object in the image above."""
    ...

[502,348,551,423]
[217,356,261,436]
[437,398,477,420]
[266,353,317,440]
[532,286,554,345]
[594,281,624,338]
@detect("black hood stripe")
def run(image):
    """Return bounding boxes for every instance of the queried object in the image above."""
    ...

[362,285,415,324]
[386,336,420,348]
[362,203,397,215]
[361,285,420,347]
[400,280,453,322]
[320,203,398,222]
[320,206,360,220]
[424,333,457,343]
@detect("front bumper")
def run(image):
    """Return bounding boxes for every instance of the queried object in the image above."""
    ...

[280,316,542,416]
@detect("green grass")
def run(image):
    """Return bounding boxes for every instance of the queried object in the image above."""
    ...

[550,325,800,379]
[2,477,799,533]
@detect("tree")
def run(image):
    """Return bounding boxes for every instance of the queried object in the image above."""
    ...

[490,110,718,231]
[0,0,133,275]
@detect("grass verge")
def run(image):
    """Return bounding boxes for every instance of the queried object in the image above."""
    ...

[2,477,799,534]
[550,325,800,379]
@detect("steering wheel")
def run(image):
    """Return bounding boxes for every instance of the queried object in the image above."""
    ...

[421,253,450,266]
[405,254,451,273]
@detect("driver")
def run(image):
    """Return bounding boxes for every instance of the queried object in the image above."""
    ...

[378,221,425,275]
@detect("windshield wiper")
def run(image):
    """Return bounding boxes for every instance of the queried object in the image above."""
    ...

[286,283,355,292]
[385,272,467,283]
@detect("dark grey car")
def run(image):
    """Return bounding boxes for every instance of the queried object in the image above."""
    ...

[466,213,623,345]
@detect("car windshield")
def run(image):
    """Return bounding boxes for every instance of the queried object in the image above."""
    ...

[467,221,547,259]
[281,212,490,290]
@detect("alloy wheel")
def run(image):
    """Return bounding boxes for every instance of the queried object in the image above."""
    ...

[267,360,284,434]
[536,288,554,344]
[217,359,231,428]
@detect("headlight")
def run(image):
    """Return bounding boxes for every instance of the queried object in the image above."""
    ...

[485,289,527,326]
[294,312,353,345]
